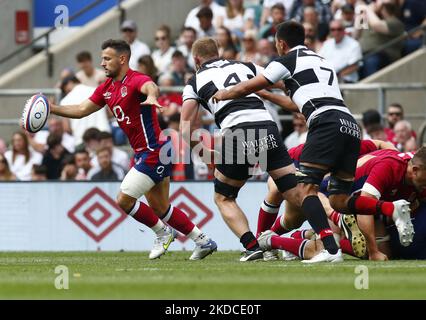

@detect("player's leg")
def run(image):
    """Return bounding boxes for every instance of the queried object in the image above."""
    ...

[256,176,284,237]
[144,177,217,261]
[294,163,343,263]
[118,168,175,259]
[214,169,263,261]
[258,230,324,260]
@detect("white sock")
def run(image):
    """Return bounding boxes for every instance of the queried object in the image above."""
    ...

[151,220,167,235]
[187,227,209,245]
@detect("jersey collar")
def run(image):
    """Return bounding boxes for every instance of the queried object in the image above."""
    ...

[289,45,307,52]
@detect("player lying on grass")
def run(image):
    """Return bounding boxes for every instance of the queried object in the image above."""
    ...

[259,148,426,260]
[47,39,217,260]
[256,139,396,261]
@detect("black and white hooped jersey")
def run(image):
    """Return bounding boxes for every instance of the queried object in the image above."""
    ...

[183,58,273,130]
[262,45,351,127]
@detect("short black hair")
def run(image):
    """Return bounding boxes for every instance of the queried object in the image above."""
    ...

[101,39,131,57]
[276,21,305,48]
[362,109,381,127]
[47,133,62,149]
[172,50,185,59]
[83,127,101,143]
[98,131,113,140]
[76,51,92,62]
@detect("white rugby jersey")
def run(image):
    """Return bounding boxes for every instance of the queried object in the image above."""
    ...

[262,45,351,127]
[183,58,273,130]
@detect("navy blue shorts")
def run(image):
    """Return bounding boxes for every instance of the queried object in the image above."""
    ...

[134,141,172,184]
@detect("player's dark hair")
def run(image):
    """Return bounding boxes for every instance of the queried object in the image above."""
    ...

[82,128,101,143]
[276,21,305,48]
[98,131,113,140]
[413,147,426,166]
[76,51,92,62]
[101,39,131,58]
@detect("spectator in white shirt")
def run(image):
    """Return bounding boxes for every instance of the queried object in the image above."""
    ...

[177,26,197,70]
[196,6,217,38]
[319,19,362,83]
[91,131,130,172]
[59,76,110,145]
[284,114,308,149]
[185,0,226,34]
[121,20,151,71]
[75,51,106,87]
[151,25,176,74]
[30,116,76,154]
[4,131,42,181]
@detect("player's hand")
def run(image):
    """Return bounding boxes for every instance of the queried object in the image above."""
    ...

[141,96,164,113]
[369,251,388,261]
[212,89,229,103]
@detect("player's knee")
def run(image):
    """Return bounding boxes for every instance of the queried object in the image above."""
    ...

[297,165,327,186]
[327,175,353,196]
[116,193,135,213]
[329,194,349,213]
[273,173,298,194]
[214,179,241,201]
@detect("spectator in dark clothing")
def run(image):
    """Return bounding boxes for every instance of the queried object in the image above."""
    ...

[89,147,125,181]
[42,134,70,179]
[399,0,426,55]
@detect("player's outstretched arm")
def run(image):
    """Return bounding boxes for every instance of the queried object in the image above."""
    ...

[50,99,103,119]
[140,81,163,112]
[180,99,202,149]
[357,191,388,261]
[212,74,271,102]
[372,139,398,151]
[256,89,299,113]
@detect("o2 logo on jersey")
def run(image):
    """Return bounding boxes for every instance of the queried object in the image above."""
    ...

[113,105,131,125]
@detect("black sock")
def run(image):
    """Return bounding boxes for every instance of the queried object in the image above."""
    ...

[302,195,339,254]
[240,231,260,251]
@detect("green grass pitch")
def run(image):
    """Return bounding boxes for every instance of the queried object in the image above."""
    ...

[1,251,426,299]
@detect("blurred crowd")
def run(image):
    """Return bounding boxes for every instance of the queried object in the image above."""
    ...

[0,0,425,182]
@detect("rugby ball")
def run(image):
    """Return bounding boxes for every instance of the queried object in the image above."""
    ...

[21,94,50,133]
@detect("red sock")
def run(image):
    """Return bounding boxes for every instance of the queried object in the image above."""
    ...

[290,230,309,239]
[329,211,341,226]
[349,196,394,217]
[271,236,309,259]
[129,201,159,227]
[271,215,289,235]
[340,239,355,256]
[256,201,280,237]
[162,205,195,235]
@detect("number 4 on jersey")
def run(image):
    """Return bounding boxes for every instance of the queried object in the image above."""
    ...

[223,73,241,87]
